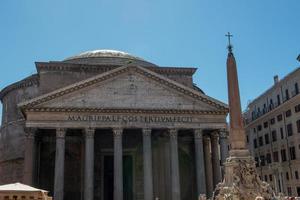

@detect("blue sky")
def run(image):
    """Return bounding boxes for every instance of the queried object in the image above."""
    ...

[0,0,299,118]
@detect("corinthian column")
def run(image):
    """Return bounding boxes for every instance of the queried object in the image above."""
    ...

[23,127,37,185]
[194,129,206,197]
[211,132,221,187]
[203,136,213,197]
[143,128,153,200]
[113,128,123,200]
[54,128,66,200]
[219,130,229,178]
[84,128,95,200]
[169,129,181,200]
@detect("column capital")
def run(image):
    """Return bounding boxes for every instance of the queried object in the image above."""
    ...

[203,135,211,143]
[211,131,219,139]
[194,129,203,139]
[113,128,123,137]
[219,130,228,139]
[84,128,95,138]
[169,129,178,138]
[142,128,152,136]
[24,127,37,139]
[56,128,67,138]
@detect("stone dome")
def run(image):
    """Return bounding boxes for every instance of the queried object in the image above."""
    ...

[63,49,157,67]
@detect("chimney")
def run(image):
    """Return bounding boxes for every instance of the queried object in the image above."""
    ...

[274,75,279,84]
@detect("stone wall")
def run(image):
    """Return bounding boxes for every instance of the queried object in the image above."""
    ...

[0,80,39,184]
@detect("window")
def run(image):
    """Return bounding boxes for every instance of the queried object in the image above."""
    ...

[277,94,281,105]
[289,146,296,160]
[246,135,249,143]
[295,171,299,180]
[255,157,259,167]
[264,121,268,128]
[277,114,283,122]
[280,127,284,139]
[254,139,258,148]
[259,136,264,146]
[286,109,292,117]
[272,130,277,142]
[266,153,272,164]
[281,149,287,162]
[260,155,265,166]
[264,134,270,144]
[252,111,255,120]
[287,123,293,136]
[269,174,273,181]
[253,128,256,133]
[286,172,289,180]
[269,99,274,110]
[279,179,282,192]
[295,104,300,113]
[288,187,292,196]
[297,120,300,133]
[297,187,300,197]
[286,89,290,100]
[295,82,299,95]
[270,118,275,125]
[258,125,262,131]
[273,151,279,162]
[264,175,268,181]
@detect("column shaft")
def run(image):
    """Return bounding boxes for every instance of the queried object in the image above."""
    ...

[169,129,181,200]
[219,130,229,179]
[203,136,213,197]
[113,128,123,200]
[54,128,66,200]
[143,128,153,200]
[84,128,95,200]
[23,128,36,185]
[211,132,221,187]
[194,129,206,197]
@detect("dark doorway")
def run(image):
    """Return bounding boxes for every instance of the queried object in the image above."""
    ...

[103,156,114,200]
[103,155,133,200]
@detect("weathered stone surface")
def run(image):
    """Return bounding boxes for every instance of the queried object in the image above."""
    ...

[0,50,228,200]
[214,156,274,200]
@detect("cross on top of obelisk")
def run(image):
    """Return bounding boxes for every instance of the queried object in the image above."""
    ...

[225,32,233,53]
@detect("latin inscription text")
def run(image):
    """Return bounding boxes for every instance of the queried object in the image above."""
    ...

[67,115,193,123]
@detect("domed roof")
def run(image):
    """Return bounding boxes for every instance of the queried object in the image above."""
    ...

[63,49,157,67]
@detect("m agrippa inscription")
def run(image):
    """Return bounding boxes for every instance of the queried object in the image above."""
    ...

[67,115,193,124]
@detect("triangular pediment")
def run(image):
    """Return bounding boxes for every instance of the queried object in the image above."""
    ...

[19,65,228,113]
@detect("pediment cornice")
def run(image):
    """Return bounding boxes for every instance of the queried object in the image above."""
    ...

[19,65,228,112]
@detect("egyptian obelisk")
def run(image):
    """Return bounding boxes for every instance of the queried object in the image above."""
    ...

[213,34,276,200]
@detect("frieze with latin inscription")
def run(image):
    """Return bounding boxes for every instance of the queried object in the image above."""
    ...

[67,115,193,124]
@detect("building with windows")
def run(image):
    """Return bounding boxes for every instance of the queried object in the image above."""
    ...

[244,66,300,197]
[0,50,229,200]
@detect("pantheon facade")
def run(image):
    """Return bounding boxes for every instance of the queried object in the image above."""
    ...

[0,50,229,200]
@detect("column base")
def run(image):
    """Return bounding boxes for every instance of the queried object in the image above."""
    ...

[212,154,280,200]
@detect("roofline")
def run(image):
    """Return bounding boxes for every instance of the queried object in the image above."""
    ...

[35,61,197,75]
[247,67,300,108]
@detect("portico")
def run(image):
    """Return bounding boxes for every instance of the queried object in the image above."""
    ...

[19,64,229,200]
[24,126,227,200]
